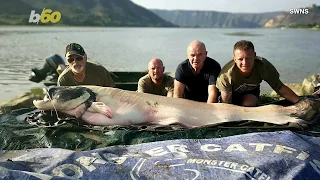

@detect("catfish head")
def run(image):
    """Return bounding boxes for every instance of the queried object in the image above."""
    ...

[33,86,97,111]
[290,95,320,124]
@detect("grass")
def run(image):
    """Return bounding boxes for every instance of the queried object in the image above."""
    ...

[260,93,282,104]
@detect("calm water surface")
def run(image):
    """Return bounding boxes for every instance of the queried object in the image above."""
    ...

[0,27,319,103]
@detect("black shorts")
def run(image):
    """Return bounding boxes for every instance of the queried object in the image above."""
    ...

[232,87,260,106]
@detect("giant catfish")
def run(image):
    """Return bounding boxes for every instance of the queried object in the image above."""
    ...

[33,86,320,128]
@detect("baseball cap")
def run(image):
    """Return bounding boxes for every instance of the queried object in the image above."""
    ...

[65,43,85,57]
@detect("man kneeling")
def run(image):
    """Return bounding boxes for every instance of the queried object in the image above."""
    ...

[137,58,174,97]
[217,40,299,107]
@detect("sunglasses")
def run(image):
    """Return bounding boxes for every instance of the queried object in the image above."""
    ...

[67,56,84,63]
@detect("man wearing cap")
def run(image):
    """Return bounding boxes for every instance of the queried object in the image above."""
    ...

[58,43,115,87]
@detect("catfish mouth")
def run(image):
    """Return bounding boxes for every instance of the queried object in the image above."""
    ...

[33,86,97,111]
[33,92,91,111]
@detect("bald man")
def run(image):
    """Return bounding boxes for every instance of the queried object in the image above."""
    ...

[174,40,221,103]
[137,58,174,97]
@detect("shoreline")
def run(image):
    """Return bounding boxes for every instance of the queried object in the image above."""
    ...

[0,25,319,30]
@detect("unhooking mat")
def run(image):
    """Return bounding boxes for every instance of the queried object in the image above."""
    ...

[1,96,320,179]
[1,131,320,179]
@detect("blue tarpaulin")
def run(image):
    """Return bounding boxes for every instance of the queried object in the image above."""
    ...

[1,130,320,179]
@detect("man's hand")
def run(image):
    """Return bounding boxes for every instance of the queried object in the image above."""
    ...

[207,85,219,103]
[220,91,232,103]
[167,90,173,97]
[173,80,185,98]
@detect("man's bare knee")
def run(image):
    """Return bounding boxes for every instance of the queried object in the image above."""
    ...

[242,94,259,107]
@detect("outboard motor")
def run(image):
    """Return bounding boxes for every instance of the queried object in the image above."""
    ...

[29,54,66,83]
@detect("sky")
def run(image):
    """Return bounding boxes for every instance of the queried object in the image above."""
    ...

[131,0,319,13]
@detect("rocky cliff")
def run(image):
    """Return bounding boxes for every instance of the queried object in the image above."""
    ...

[264,4,320,28]
[151,9,283,28]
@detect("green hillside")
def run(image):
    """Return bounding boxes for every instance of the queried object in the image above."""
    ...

[0,0,175,27]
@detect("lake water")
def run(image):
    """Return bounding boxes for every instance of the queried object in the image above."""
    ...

[0,27,319,103]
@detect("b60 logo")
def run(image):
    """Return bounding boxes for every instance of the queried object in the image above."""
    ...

[29,8,62,24]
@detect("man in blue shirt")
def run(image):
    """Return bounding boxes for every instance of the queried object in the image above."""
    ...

[173,40,221,103]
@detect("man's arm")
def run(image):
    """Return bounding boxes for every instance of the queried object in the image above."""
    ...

[173,80,185,98]
[262,59,299,103]
[207,85,219,103]
[137,78,147,93]
[277,85,300,103]
[220,91,232,103]
[166,77,174,97]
